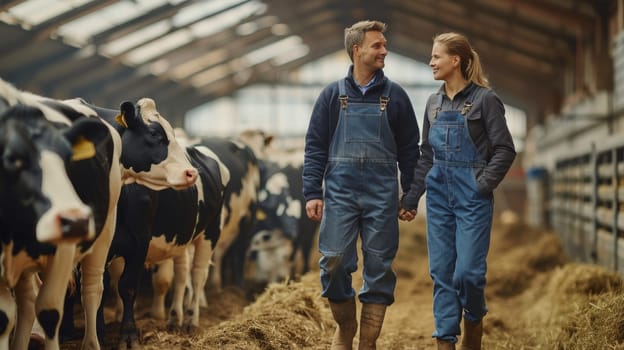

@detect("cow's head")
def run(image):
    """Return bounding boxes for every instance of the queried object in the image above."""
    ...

[246,229,293,284]
[0,105,102,244]
[239,129,274,160]
[115,99,198,190]
[256,160,300,240]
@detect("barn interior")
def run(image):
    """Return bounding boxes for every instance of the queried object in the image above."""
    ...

[3,1,624,349]
[0,0,623,310]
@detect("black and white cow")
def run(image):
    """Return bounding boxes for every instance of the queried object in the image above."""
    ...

[238,130,318,285]
[244,159,299,285]
[0,105,103,350]
[95,141,230,349]
[245,162,319,287]
[147,136,260,318]
[59,98,199,191]
[0,78,198,350]
[281,163,318,277]
[199,137,260,290]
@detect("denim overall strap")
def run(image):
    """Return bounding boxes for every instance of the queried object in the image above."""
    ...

[319,78,399,305]
[425,85,493,342]
[330,79,397,163]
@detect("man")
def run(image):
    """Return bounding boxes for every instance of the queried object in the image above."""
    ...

[303,20,420,349]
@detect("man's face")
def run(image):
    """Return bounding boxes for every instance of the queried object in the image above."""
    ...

[354,30,388,71]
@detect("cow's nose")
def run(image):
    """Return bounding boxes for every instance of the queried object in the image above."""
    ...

[185,168,198,184]
[60,215,91,239]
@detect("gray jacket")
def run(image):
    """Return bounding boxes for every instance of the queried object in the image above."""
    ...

[401,82,516,210]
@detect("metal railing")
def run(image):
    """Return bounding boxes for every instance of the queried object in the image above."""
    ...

[551,135,624,278]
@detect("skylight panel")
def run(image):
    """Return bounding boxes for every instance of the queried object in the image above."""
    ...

[190,1,267,38]
[57,0,172,46]
[7,0,93,27]
[168,49,229,80]
[190,64,231,87]
[235,15,278,36]
[172,0,247,27]
[124,29,193,65]
[243,35,302,66]
[271,44,309,66]
[99,20,171,57]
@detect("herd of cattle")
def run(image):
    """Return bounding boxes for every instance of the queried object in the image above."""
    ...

[0,78,318,350]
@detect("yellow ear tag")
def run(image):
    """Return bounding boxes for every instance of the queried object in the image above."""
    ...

[71,136,96,161]
[115,113,129,128]
[256,209,267,221]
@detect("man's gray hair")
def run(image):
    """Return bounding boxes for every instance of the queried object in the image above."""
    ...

[344,20,387,62]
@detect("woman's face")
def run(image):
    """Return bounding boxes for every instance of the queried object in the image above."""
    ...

[429,42,458,81]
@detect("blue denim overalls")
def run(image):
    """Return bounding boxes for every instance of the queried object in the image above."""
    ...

[426,89,493,343]
[318,79,399,305]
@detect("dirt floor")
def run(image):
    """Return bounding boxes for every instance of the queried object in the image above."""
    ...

[60,213,624,350]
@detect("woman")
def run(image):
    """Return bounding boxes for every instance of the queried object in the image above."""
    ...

[400,33,516,350]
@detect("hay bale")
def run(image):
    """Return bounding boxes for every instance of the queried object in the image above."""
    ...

[547,263,623,296]
[487,233,567,297]
[525,234,568,271]
[552,292,624,349]
[487,264,535,298]
[490,264,624,350]
[195,273,333,350]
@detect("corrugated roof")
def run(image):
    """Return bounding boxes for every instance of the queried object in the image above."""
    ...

[0,0,611,126]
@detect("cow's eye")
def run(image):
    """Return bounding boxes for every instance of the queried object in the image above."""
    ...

[153,131,167,145]
[149,129,161,140]
[4,153,25,172]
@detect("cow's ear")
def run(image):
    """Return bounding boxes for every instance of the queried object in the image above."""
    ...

[116,101,140,129]
[63,117,110,161]
[114,113,128,128]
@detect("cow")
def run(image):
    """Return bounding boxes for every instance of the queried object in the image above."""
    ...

[0,78,198,350]
[280,163,318,277]
[50,98,198,350]
[60,98,198,191]
[244,161,319,292]
[95,140,230,350]
[238,130,318,286]
[199,137,260,290]
[0,105,104,350]
[245,229,293,286]
[243,158,299,290]
[147,136,260,318]
[0,103,119,350]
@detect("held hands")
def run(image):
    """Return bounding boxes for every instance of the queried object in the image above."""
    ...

[306,199,323,222]
[399,208,417,222]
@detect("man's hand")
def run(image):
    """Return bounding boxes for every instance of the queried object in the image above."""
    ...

[399,208,417,222]
[306,199,324,222]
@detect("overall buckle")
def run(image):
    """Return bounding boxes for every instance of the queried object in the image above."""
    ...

[339,95,348,110]
[380,96,389,111]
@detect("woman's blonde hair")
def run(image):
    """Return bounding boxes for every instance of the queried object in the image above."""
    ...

[434,32,489,87]
[344,20,387,63]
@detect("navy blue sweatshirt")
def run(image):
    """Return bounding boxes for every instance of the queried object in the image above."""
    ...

[303,66,420,202]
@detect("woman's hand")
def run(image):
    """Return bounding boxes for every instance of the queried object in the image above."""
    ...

[399,208,417,222]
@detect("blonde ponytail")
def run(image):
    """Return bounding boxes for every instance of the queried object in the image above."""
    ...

[467,49,489,87]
